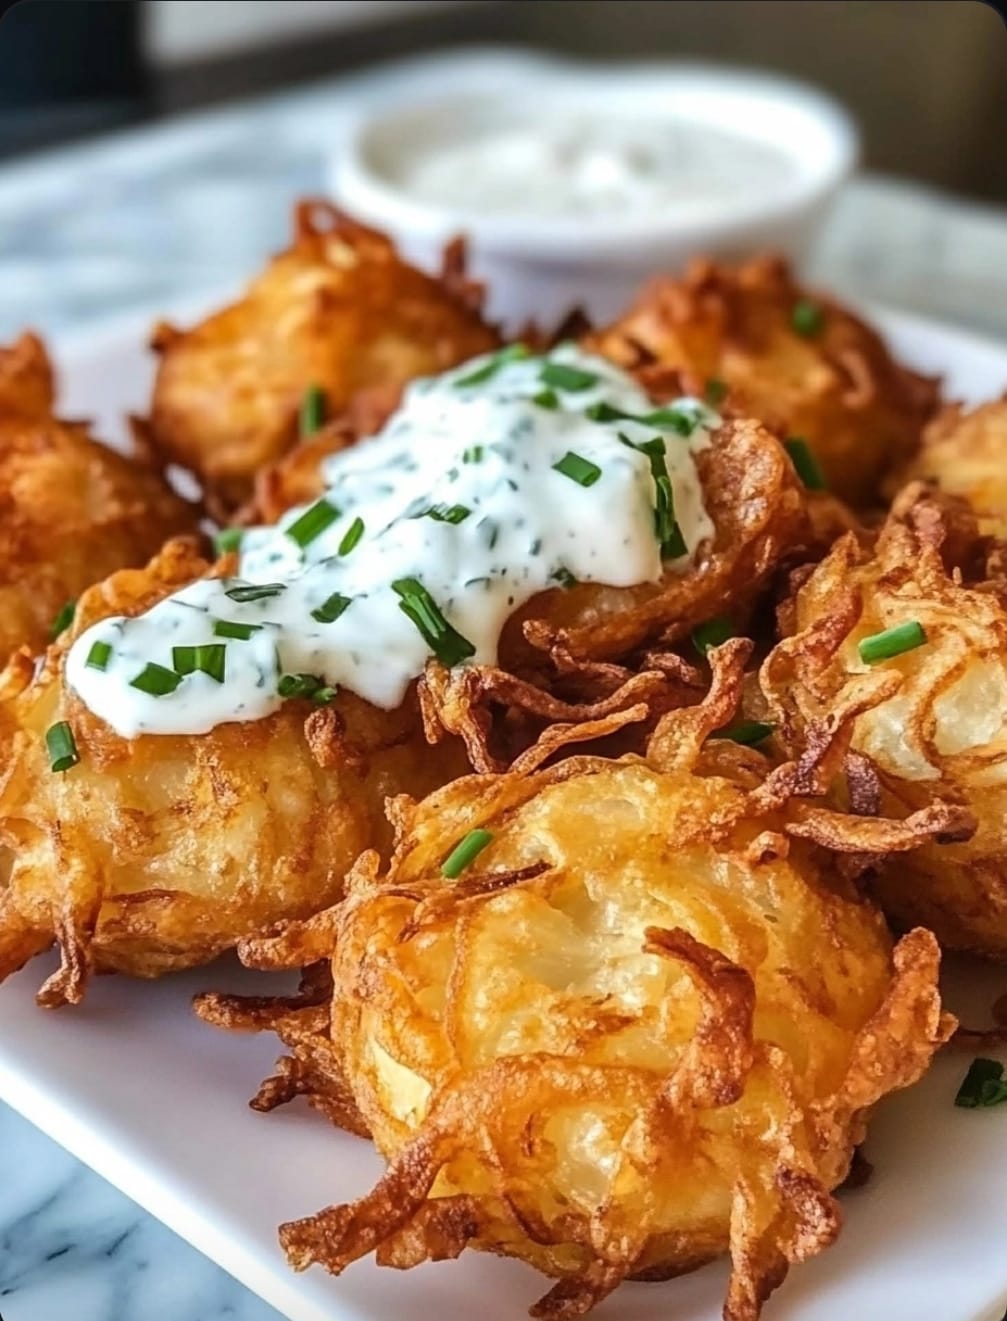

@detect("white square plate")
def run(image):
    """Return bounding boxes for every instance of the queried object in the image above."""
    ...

[2,304,1007,1321]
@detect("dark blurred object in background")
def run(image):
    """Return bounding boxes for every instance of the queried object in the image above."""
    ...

[0,0,1004,203]
[0,0,150,154]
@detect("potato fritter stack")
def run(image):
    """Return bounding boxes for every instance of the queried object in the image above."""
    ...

[588,255,938,509]
[765,485,1007,960]
[199,643,962,1320]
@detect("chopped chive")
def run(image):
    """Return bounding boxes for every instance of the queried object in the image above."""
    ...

[278,672,323,699]
[50,600,76,638]
[691,617,734,657]
[462,445,484,464]
[300,384,326,437]
[172,643,226,683]
[46,720,79,772]
[540,361,598,392]
[286,498,340,549]
[552,451,602,487]
[422,504,471,525]
[441,828,494,879]
[224,582,285,604]
[312,685,338,706]
[392,577,476,668]
[310,592,352,624]
[585,401,626,423]
[710,720,774,747]
[784,437,827,491]
[85,640,112,671]
[643,407,695,436]
[338,516,365,556]
[532,388,560,410]
[213,619,262,640]
[454,343,530,388]
[705,378,728,406]
[858,621,927,665]
[213,527,243,555]
[551,567,578,589]
[130,662,183,697]
[955,1057,1007,1108]
[792,299,824,337]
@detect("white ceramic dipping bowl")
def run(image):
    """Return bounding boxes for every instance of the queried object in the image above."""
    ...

[331,60,858,332]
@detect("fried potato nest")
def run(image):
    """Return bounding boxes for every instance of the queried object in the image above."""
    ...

[0,538,479,1006]
[588,255,939,509]
[0,332,197,663]
[145,203,499,512]
[764,486,1007,959]
[198,643,961,1320]
[897,396,1007,538]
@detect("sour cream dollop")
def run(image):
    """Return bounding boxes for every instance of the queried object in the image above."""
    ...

[67,345,718,738]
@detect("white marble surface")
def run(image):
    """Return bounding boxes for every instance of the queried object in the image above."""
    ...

[2,45,1007,1321]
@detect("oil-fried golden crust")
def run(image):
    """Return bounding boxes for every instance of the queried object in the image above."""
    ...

[587,255,939,509]
[764,488,1007,958]
[197,645,954,1320]
[0,539,473,1005]
[0,336,198,663]
[897,396,1007,538]
[146,203,499,511]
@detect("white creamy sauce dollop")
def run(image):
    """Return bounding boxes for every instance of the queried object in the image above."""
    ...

[67,345,717,738]
[394,117,796,220]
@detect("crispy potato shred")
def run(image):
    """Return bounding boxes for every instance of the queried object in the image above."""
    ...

[196,642,959,1320]
[588,255,938,509]
[897,395,1007,537]
[0,332,197,663]
[765,485,1007,959]
[143,203,499,513]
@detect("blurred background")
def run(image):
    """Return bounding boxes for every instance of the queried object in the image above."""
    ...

[1,0,1006,338]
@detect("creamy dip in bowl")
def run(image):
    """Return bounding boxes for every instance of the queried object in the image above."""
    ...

[332,58,857,328]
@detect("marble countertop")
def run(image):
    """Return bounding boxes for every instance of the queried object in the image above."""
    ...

[2,46,1007,1321]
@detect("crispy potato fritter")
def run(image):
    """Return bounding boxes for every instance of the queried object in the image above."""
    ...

[145,203,499,512]
[898,396,1007,537]
[588,256,938,509]
[765,488,1007,958]
[198,644,959,1320]
[0,333,198,663]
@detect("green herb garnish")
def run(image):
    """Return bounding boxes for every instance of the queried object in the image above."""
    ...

[705,378,728,406]
[441,828,494,879]
[392,577,476,667]
[130,663,183,697]
[213,619,261,640]
[50,600,76,638]
[172,643,226,683]
[286,498,340,549]
[85,640,112,671]
[224,582,285,604]
[532,388,560,410]
[422,504,471,525]
[213,527,243,555]
[858,622,927,665]
[791,299,824,337]
[551,567,577,589]
[540,361,598,392]
[462,445,484,464]
[338,516,365,556]
[552,451,602,488]
[642,407,696,436]
[310,593,352,624]
[784,437,827,491]
[46,721,79,773]
[278,672,337,704]
[454,344,530,388]
[955,1057,1007,1108]
[691,617,734,657]
[300,384,326,437]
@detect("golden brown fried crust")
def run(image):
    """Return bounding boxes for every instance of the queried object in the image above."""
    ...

[0,335,198,663]
[202,646,955,1320]
[146,202,499,511]
[765,487,1007,958]
[895,395,1007,539]
[587,254,939,509]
